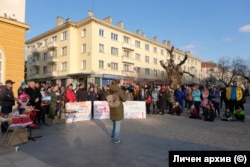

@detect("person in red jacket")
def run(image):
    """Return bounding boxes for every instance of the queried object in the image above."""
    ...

[64,84,76,103]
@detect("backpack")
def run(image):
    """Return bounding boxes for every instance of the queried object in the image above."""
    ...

[106,93,120,108]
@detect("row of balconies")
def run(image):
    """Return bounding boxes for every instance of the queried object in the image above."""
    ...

[31,42,58,53]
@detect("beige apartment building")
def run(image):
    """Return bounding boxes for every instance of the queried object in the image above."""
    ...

[26,11,202,88]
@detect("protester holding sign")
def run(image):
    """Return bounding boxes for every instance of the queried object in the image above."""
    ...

[109,80,126,144]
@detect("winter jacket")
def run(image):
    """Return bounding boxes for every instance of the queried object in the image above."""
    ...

[226,86,242,101]
[109,84,126,121]
[76,88,88,101]
[0,86,15,106]
[65,88,76,102]
[25,87,42,109]
[192,89,201,102]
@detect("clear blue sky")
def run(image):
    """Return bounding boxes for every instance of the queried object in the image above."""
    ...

[26,0,250,63]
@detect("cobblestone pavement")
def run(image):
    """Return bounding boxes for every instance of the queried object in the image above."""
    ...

[0,99,249,167]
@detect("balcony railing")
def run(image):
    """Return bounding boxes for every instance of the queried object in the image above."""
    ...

[47,56,57,63]
[31,48,40,53]
[122,43,134,51]
[122,70,136,77]
[47,71,57,77]
[122,56,134,64]
[32,61,40,66]
[47,42,57,50]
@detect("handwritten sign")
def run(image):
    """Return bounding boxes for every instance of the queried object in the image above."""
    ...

[65,101,92,123]
[123,101,146,119]
[93,101,110,119]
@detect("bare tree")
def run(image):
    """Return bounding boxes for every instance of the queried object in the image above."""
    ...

[215,56,249,86]
[160,46,194,87]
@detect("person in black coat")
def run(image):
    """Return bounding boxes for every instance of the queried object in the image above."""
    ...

[76,84,88,102]
[25,81,42,124]
[158,86,168,115]
[0,80,16,132]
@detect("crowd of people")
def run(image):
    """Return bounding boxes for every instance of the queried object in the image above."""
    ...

[0,79,247,143]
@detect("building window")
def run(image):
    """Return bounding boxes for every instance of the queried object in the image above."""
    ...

[52,36,57,42]
[145,56,149,63]
[135,40,140,48]
[34,55,40,61]
[99,60,104,69]
[81,44,86,53]
[154,69,158,76]
[61,62,67,71]
[35,68,39,74]
[99,44,104,53]
[61,46,67,56]
[36,42,41,48]
[145,44,149,51]
[124,50,130,58]
[44,39,48,47]
[153,47,157,53]
[111,62,118,70]
[123,36,130,44]
[123,64,130,71]
[43,52,48,60]
[82,60,86,69]
[99,29,104,37]
[51,49,57,57]
[43,66,47,73]
[135,53,141,61]
[153,58,157,65]
[111,47,118,56]
[161,49,164,56]
[161,71,165,77]
[111,32,118,41]
[145,68,150,75]
[82,28,86,37]
[61,31,68,40]
[50,64,57,72]
[136,67,141,73]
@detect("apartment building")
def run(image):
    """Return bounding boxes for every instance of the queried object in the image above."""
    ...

[26,11,202,88]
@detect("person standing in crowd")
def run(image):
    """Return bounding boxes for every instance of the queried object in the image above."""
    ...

[25,81,42,124]
[167,86,175,115]
[76,84,88,102]
[158,85,168,115]
[0,80,15,133]
[219,86,226,109]
[145,87,152,114]
[124,88,133,101]
[17,81,28,114]
[100,85,110,100]
[152,87,159,114]
[88,85,98,119]
[239,84,246,110]
[210,85,221,116]
[109,80,126,144]
[191,84,202,119]
[48,84,61,125]
[226,81,243,117]
[174,85,185,114]
[185,86,193,111]
[64,84,76,103]
[139,87,147,101]
[17,81,27,95]
[133,83,140,101]
[200,85,210,114]
[40,85,50,125]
